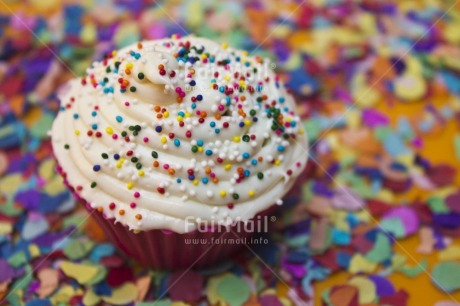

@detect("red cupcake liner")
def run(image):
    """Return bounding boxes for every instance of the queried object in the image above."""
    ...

[56,163,277,270]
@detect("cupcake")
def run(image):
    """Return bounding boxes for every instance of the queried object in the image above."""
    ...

[52,35,308,270]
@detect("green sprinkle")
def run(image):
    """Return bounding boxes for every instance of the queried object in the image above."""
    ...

[232,193,239,200]
[138,72,144,80]
[191,146,198,153]
[136,163,142,169]
[90,182,97,188]
[121,131,128,137]
[130,86,136,92]
[257,172,264,179]
[131,157,138,163]
[151,151,158,159]
[242,135,250,142]
[64,144,70,149]
[101,153,109,159]
[249,109,256,116]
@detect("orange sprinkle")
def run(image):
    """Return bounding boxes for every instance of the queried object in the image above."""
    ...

[215,114,221,120]
[154,105,161,112]
[156,114,163,119]
[137,42,143,49]
[135,214,142,220]
[97,206,103,212]
[153,161,159,167]
[241,96,246,101]
[200,111,207,118]
[168,168,175,175]
[212,178,219,183]
[205,167,212,174]
[176,97,183,103]
[125,69,131,75]
[258,156,263,162]
[158,64,164,70]
[119,209,125,215]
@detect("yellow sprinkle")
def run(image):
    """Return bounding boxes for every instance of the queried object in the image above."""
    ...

[244,119,251,126]
[225,164,232,171]
[74,130,80,136]
[138,170,144,177]
[161,136,167,144]
[248,190,255,197]
[299,128,305,135]
[233,136,240,143]
[275,160,281,166]
[126,63,133,69]
[286,117,292,122]
[198,147,204,153]
[193,179,199,186]
[220,191,226,197]
[127,182,133,189]
[105,127,113,135]
[185,112,191,118]
[224,75,231,81]
[112,50,117,56]
[163,111,169,118]
[222,43,228,49]
[242,51,248,56]
[177,116,183,122]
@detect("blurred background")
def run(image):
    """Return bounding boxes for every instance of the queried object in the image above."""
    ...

[1,0,460,305]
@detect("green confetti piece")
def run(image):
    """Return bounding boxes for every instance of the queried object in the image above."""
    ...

[379,218,406,238]
[366,233,392,263]
[399,258,428,278]
[454,134,460,160]
[8,251,27,268]
[10,264,33,291]
[216,274,251,306]
[431,261,460,292]
[30,113,54,139]
[63,239,95,260]
[427,196,449,214]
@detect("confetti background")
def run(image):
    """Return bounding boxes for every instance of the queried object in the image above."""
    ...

[1,0,460,305]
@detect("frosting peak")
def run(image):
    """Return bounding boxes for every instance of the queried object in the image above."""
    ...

[52,36,308,233]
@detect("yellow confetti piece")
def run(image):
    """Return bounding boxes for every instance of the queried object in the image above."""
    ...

[28,244,40,258]
[38,158,56,180]
[348,254,377,274]
[60,261,102,285]
[82,289,100,306]
[102,283,138,305]
[50,285,84,304]
[439,245,460,261]
[348,276,377,304]
[0,222,12,235]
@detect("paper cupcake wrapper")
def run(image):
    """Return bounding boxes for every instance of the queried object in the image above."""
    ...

[56,163,277,270]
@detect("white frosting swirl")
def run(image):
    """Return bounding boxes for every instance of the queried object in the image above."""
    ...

[51,36,308,233]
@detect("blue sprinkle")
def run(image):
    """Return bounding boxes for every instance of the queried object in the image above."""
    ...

[116,115,123,123]
[197,139,204,146]
[155,126,162,133]
[93,165,101,172]
[114,154,120,160]
[188,174,195,180]
[251,159,258,165]
[205,150,213,156]
[242,152,250,159]
[73,114,79,119]
[279,97,285,103]
[210,121,216,127]
[219,86,225,93]
[177,178,182,183]
[174,139,180,147]
[239,122,245,127]
[191,103,196,109]
[244,170,250,177]
[91,124,98,130]
[196,94,203,101]
[202,178,208,184]
[278,145,285,152]
[215,128,220,134]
